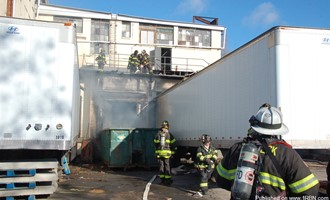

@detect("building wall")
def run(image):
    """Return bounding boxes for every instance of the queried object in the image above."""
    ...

[3,3,224,72]
[107,20,223,72]
[14,0,36,19]
[37,5,225,73]
[77,18,92,66]
[0,0,37,19]
[212,30,222,48]
[0,0,7,16]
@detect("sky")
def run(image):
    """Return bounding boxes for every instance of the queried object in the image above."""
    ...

[48,0,330,52]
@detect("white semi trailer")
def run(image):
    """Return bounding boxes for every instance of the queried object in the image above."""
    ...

[156,26,330,157]
[0,16,80,198]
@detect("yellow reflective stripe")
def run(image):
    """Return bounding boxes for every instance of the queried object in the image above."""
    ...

[288,173,319,193]
[205,155,212,158]
[165,139,170,143]
[164,175,172,179]
[200,182,208,187]
[158,150,172,154]
[216,163,236,180]
[170,138,176,143]
[195,164,208,169]
[196,152,205,160]
[154,139,159,143]
[259,172,286,191]
[157,149,171,158]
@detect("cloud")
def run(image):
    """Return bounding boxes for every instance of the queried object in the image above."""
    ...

[174,0,208,15]
[243,2,279,27]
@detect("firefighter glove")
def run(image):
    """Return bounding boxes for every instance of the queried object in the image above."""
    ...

[205,158,211,164]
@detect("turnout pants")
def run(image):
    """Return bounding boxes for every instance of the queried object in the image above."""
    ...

[158,157,172,182]
[199,168,214,194]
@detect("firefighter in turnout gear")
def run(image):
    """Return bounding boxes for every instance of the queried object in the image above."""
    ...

[127,50,140,73]
[95,49,106,70]
[138,49,151,74]
[195,134,218,196]
[154,120,177,185]
[215,103,319,199]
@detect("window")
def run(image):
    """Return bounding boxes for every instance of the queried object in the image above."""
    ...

[122,21,131,38]
[157,28,173,45]
[53,16,83,33]
[178,28,211,47]
[90,42,109,54]
[141,30,154,44]
[91,19,109,41]
[140,24,173,45]
[90,19,110,54]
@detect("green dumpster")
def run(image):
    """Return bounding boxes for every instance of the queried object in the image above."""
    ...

[132,129,145,166]
[143,128,159,167]
[132,128,159,168]
[99,129,132,168]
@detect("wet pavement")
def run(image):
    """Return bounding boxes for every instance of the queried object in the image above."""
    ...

[44,161,328,200]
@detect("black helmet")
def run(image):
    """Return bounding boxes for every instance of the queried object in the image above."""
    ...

[200,134,212,143]
[161,120,169,129]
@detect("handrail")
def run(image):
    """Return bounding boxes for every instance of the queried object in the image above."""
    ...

[80,53,208,75]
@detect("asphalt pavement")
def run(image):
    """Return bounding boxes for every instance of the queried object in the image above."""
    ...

[43,161,327,200]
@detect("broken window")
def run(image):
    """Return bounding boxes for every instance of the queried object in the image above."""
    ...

[140,24,173,45]
[157,28,173,45]
[178,28,211,47]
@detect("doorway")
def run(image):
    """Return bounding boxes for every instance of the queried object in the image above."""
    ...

[160,48,172,72]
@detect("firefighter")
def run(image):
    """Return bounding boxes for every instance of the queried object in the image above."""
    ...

[139,49,151,74]
[215,103,320,199]
[153,120,177,185]
[127,50,140,73]
[95,49,106,70]
[195,134,218,197]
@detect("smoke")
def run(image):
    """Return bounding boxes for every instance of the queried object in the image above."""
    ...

[82,72,157,138]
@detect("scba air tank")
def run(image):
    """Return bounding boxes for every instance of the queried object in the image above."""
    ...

[231,142,259,200]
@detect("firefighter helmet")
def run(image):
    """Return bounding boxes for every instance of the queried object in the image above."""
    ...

[249,104,289,135]
[200,134,212,143]
[161,120,169,129]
